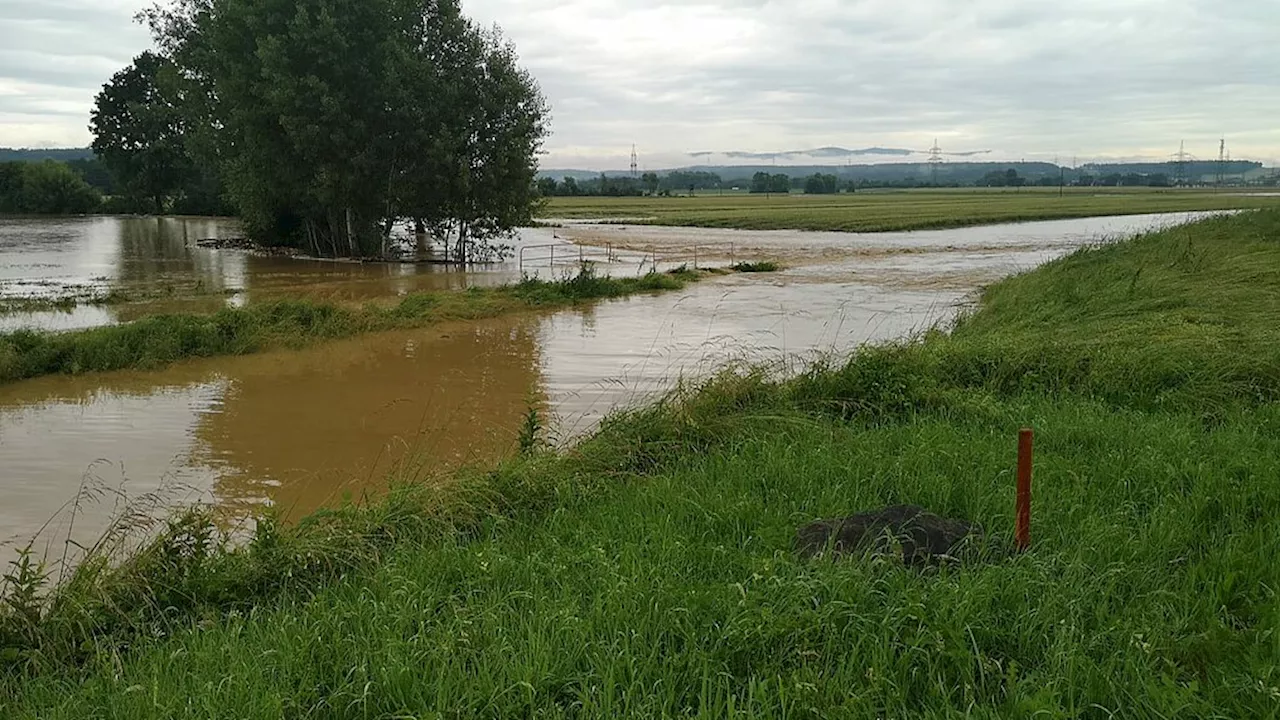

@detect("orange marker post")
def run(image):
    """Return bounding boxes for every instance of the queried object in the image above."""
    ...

[1016,428,1034,552]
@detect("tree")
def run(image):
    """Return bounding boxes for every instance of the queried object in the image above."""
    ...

[749,172,790,194]
[661,170,720,192]
[138,0,549,260]
[90,52,192,214]
[641,172,659,195]
[0,161,101,215]
[0,163,23,214]
[537,177,558,196]
[804,173,838,195]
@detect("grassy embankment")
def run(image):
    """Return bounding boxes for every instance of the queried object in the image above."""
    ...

[0,267,710,385]
[543,187,1280,232]
[4,210,1280,716]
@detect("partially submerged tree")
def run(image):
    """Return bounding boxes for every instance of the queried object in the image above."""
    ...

[130,0,549,260]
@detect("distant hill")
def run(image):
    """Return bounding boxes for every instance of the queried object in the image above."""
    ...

[542,159,1265,187]
[0,147,95,163]
[687,146,919,161]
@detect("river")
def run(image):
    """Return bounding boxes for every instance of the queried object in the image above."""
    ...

[0,211,1220,558]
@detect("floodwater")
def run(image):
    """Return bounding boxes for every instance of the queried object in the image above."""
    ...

[0,211,1222,556]
[0,216,616,332]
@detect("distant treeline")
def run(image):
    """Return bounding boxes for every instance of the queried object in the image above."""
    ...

[537,170,727,197]
[0,148,95,164]
[537,170,855,197]
[0,152,234,216]
[541,159,1275,191]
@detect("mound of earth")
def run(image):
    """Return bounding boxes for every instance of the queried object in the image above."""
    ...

[795,504,984,566]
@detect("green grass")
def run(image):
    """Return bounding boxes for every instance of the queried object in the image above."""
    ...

[730,261,781,273]
[4,211,1280,717]
[542,187,1280,232]
[0,266,709,385]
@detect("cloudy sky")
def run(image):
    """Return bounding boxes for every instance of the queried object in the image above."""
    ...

[2,0,1278,170]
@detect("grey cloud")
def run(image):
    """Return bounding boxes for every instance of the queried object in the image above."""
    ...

[2,0,1277,164]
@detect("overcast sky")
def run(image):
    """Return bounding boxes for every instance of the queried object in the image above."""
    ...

[2,0,1277,170]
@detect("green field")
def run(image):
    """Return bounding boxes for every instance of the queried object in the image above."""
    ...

[4,211,1280,716]
[542,187,1280,232]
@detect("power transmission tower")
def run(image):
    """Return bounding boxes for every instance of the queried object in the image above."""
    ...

[928,138,943,186]
[1218,138,1226,187]
[630,144,639,179]
[1173,141,1191,186]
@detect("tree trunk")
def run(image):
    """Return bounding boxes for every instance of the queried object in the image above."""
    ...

[455,222,469,265]
[414,218,427,254]
[345,208,355,257]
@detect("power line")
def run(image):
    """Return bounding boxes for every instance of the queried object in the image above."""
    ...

[630,144,638,179]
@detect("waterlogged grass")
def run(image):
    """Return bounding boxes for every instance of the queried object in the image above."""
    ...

[0,282,240,317]
[0,267,702,385]
[4,211,1280,716]
[543,187,1280,232]
[730,260,781,273]
[8,399,1280,717]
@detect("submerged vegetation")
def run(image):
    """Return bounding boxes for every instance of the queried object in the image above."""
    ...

[543,187,1280,232]
[4,210,1280,716]
[730,260,781,273]
[0,266,705,385]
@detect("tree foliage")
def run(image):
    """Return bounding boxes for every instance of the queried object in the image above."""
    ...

[0,162,101,215]
[803,173,839,194]
[750,172,791,194]
[134,0,549,259]
[90,52,193,214]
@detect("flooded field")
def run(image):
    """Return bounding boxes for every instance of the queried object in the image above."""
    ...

[0,216,603,331]
[0,211,1223,555]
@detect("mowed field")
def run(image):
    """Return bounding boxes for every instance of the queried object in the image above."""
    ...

[541,187,1280,232]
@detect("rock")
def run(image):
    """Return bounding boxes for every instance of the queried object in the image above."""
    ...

[795,504,983,566]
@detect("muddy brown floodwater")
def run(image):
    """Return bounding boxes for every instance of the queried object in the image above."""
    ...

[0,211,1223,559]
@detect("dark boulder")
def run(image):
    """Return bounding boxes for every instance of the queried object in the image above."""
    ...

[795,504,983,566]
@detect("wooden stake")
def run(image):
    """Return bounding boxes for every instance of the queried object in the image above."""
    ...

[1016,428,1034,551]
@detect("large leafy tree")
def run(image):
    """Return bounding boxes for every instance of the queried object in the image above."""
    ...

[136,0,549,259]
[90,52,192,214]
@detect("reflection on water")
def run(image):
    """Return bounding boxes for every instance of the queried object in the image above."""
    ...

[0,212,1216,554]
[0,317,544,552]
[195,318,543,519]
[0,216,580,331]
[0,216,241,298]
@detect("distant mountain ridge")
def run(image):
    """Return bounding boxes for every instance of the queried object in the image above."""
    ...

[540,159,1265,186]
[0,147,96,162]
[688,146,917,160]
[687,146,993,161]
